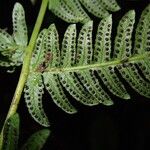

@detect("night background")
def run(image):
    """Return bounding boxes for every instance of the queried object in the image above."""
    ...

[0,0,150,150]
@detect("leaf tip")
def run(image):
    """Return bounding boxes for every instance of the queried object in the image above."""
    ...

[127,10,135,19]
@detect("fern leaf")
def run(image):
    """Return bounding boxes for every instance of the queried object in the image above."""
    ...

[94,15,112,63]
[30,29,47,71]
[76,21,93,65]
[0,29,14,49]
[2,113,19,150]
[59,72,100,106]
[24,72,49,127]
[114,10,135,59]
[11,3,28,66]
[60,24,76,68]
[114,10,150,98]
[12,3,28,46]
[24,29,49,127]
[75,21,113,105]
[21,129,50,150]
[43,73,78,112]
[94,15,130,99]
[100,0,120,12]
[27,5,150,126]
[25,25,76,117]
[134,4,150,81]
[63,0,91,24]
[118,64,150,98]
[0,3,28,67]
[42,24,77,113]
[79,0,109,18]
[42,24,60,69]
[58,23,99,105]
[0,29,16,58]
[48,0,81,23]
[48,0,120,23]
[77,70,114,106]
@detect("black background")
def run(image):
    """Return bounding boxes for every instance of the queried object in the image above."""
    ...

[0,0,150,150]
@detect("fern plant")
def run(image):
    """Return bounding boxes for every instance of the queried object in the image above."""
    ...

[48,0,120,23]
[24,4,150,127]
[2,113,50,150]
[0,0,150,149]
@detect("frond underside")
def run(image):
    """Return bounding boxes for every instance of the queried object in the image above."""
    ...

[24,5,150,127]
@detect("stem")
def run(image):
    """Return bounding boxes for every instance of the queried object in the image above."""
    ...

[0,0,48,148]
[44,52,150,73]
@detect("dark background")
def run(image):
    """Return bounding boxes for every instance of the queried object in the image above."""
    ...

[0,0,150,150]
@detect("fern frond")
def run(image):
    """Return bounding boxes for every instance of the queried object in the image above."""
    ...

[94,15,130,99]
[12,3,28,46]
[58,24,99,106]
[42,24,77,113]
[75,21,113,105]
[21,129,50,150]
[24,72,49,127]
[100,0,121,12]
[48,0,120,23]
[24,30,49,127]
[26,5,150,126]
[114,10,150,98]
[0,29,16,57]
[25,26,77,126]
[79,0,109,19]
[63,0,91,24]
[134,4,150,81]
[0,29,15,49]
[1,113,50,149]
[114,10,135,59]
[0,3,28,67]
[48,0,81,23]
[2,113,19,150]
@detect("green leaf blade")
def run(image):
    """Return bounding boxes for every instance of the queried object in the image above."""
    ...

[79,0,109,18]
[45,24,60,68]
[101,0,120,12]
[134,4,150,54]
[2,113,19,150]
[60,24,76,68]
[43,72,77,114]
[77,70,113,106]
[137,59,150,81]
[31,29,47,71]
[76,21,93,65]
[94,15,112,63]
[24,72,50,127]
[48,0,81,23]
[114,10,135,60]
[12,3,28,46]
[63,0,91,23]
[97,67,130,100]
[21,129,50,150]
[134,4,150,81]
[0,29,14,47]
[118,64,150,98]
[59,72,100,106]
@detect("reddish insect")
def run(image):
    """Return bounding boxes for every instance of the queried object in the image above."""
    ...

[36,52,53,72]
[45,52,53,63]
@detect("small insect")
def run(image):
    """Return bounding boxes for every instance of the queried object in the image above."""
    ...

[36,52,53,72]
[36,63,46,72]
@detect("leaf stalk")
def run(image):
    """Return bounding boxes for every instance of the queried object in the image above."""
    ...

[0,0,48,148]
